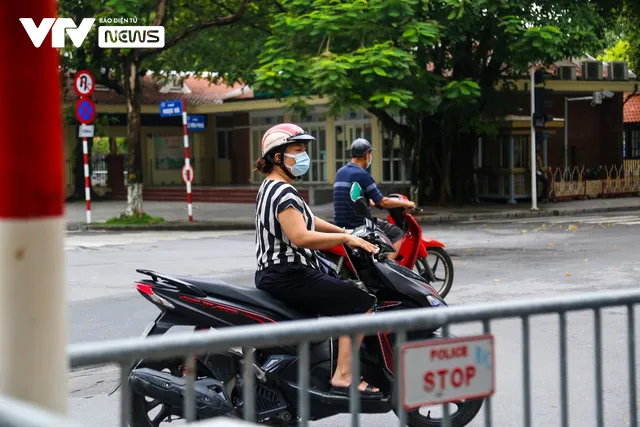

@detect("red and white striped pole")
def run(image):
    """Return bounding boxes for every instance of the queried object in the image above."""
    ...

[83,137,91,223]
[181,99,193,222]
[0,0,68,415]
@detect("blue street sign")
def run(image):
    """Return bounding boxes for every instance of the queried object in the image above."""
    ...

[187,115,206,131]
[159,100,183,117]
[75,98,96,124]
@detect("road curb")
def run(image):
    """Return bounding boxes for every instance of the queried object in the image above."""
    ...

[65,204,639,231]
[415,204,639,224]
[66,221,256,232]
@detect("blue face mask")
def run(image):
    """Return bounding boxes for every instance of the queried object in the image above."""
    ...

[284,152,311,177]
[366,152,373,169]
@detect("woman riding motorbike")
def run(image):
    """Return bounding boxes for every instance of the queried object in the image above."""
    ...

[254,123,381,397]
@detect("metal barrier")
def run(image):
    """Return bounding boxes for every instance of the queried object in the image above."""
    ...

[0,395,88,427]
[67,288,640,427]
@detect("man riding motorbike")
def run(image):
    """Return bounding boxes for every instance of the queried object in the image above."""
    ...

[333,138,415,259]
[253,123,382,397]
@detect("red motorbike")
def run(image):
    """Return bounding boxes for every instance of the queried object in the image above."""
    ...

[321,193,454,298]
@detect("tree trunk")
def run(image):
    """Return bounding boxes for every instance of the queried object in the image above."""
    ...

[438,142,453,205]
[417,116,442,204]
[449,132,476,204]
[122,58,144,217]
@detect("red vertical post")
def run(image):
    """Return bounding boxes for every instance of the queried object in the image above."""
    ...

[0,0,68,416]
[83,137,91,223]
[181,99,193,221]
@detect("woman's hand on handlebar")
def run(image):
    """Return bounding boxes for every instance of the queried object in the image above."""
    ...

[344,234,378,254]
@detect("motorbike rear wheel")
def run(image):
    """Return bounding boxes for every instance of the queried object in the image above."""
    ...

[414,247,454,298]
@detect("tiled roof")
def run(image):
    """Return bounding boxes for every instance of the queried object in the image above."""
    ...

[624,92,640,123]
[63,72,249,106]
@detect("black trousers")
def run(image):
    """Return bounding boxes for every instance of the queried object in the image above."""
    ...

[255,263,374,317]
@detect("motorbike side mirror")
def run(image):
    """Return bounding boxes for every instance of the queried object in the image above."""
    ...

[354,197,369,218]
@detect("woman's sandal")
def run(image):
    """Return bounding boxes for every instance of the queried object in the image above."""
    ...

[330,383,382,399]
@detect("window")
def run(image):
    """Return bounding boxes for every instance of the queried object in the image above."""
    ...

[334,110,373,174]
[217,129,232,160]
[492,135,529,169]
[250,113,285,183]
[513,136,530,168]
[380,115,409,183]
[626,129,640,159]
[381,128,409,183]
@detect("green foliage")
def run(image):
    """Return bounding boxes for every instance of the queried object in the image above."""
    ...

[58,0,260,213]
[598,40,631,63]
[152,2,271,85]
[614,2,640,73]
[105,213,165,225]
[92,137,111,156]
[253,0,618,202]
[255,0,614,119]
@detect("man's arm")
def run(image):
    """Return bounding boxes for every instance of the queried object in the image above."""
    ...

[363,177,415,210]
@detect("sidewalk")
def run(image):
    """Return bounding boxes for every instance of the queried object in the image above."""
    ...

[65,197,640,231]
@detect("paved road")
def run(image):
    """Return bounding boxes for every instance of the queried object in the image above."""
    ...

[66,212,640,427]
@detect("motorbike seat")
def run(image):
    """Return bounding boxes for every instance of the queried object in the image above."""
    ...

[173,275,309,321]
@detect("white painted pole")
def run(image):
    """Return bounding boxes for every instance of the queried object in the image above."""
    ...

[530,67,538,210]
[83,137,92,223]
[0,0,68,415]
[181,99,193,222]
[564,97,569,170]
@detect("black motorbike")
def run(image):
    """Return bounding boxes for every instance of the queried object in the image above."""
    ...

[125,195,484,427]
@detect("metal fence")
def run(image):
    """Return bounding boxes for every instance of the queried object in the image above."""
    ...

[61,288,640,427]
[549,163,640,201]
[0,395,88,427]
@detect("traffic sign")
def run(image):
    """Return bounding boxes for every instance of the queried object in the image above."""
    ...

[75,98,96,124]
[160,100,183,117]
[187,115,205,131]
[74,70,95,97]
[78,124,95,138]
[182,164,194,184]
[400,334,495,409]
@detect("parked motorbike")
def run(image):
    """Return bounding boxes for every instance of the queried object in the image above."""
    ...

[321,193,455,298]
[124,184,483,427]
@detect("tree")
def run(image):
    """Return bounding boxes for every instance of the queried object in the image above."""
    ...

[253,0,620,204]
[599,39,631,63]
[603,2,640,73]
[59,0,258,216]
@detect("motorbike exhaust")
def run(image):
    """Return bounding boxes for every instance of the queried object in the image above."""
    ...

[129,368,234,419]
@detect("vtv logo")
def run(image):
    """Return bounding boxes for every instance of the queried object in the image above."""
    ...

[20,18,95,48]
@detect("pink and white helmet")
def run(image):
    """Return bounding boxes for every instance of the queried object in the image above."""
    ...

[260,123,315,157]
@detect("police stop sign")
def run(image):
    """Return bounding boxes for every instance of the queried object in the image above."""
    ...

[400,334,495,409]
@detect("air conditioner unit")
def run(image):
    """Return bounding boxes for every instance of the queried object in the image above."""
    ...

[557,65,576,81]
[159,80,192,94]
[607,61,629,81]
[581,61,603,80]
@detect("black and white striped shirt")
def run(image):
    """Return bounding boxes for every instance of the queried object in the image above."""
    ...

[255,180,322,271]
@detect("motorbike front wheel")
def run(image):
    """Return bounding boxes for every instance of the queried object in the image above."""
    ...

[414,247,454,298]
[394,398,484,427]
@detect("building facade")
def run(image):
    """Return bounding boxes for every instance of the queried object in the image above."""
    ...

[63,61,637,204]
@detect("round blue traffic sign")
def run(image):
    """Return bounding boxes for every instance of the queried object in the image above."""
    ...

[75,98,96,124]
